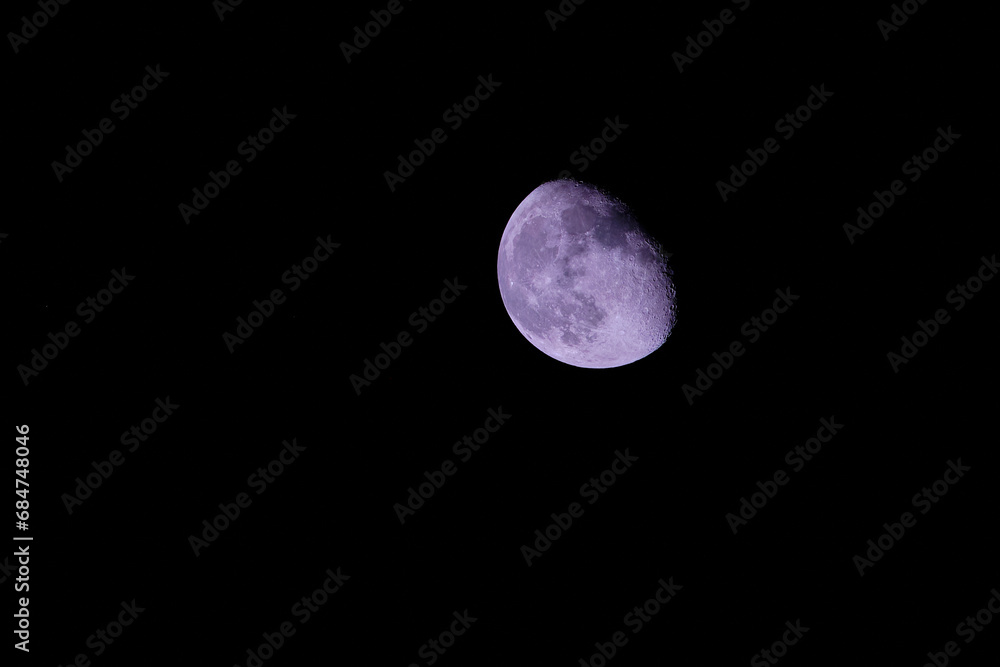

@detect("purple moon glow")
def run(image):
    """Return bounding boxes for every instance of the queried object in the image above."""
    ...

[497,179,676,369]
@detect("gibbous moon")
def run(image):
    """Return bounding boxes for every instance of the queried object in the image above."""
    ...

[497,179,676,369]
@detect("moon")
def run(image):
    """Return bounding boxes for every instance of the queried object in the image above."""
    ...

[497,179,676,369]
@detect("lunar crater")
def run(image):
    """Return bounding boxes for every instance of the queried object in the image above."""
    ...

[498,179,676,369]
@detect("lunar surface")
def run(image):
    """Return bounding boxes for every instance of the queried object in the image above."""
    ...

[497,179,676,369]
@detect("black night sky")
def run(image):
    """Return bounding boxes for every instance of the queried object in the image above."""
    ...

[6,0,997,665]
